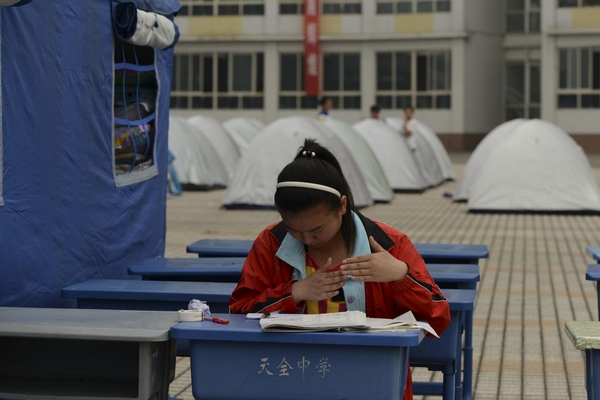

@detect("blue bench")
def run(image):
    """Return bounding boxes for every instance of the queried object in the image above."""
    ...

[186,239,489,265]
[61,279,235,313]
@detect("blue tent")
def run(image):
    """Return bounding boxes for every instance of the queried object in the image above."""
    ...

[0,0,181,307]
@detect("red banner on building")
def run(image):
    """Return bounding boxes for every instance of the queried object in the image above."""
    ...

[304,0,320,96]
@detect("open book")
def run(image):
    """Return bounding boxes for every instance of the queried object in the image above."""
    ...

[258,310,439,337]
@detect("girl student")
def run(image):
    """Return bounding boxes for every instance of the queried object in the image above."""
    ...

[229,138,450,399]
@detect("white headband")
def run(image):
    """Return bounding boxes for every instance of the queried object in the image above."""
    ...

[276,181,341,198]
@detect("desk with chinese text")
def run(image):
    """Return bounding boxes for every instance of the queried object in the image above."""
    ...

[170,313,424,400]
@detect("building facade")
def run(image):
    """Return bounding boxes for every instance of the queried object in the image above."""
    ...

[171,0,600,151]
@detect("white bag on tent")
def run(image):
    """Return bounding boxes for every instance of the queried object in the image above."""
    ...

[127,9,178,50]
[223,116,373,208]
[466,119,600,212]
[353,119,428,192]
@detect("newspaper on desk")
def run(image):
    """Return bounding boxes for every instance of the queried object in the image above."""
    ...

[258,310,439,337]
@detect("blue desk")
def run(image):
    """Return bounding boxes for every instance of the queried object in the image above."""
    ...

[586,264,600,319]
[565,321,600,400]
[128,257,245,282]
[128,258,479,289]
[587,247,600,263]
[186,239,489,265]
[61,279,235,313]
[170,313,424,400]
[411,289,476,400]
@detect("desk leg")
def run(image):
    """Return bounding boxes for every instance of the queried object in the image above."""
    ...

[462,310,473,400]
[586,349,600,400]
[597,283,600,321]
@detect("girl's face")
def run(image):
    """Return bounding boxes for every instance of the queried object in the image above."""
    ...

[279,197,347,249]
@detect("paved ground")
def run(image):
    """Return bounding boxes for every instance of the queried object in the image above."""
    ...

[166,152,600,400]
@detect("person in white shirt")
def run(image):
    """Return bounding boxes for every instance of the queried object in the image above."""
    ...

[399,105,418,151]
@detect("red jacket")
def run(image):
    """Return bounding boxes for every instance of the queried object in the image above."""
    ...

[229,212,451,400]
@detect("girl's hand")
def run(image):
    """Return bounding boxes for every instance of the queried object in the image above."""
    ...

[291,258,346,304]
[340,236,408,283]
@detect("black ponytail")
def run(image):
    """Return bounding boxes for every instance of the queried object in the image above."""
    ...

[274,139,356,255]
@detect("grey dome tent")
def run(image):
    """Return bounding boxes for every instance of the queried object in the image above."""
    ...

[320,118,393,203]
[223,117,265,155]
[460,119,600,213]
[223,116,373,208]
[187,115,241,180]
[169,116,228,190]
[386,117,454,181]
[453,118,526,202]
[353,119,429,192]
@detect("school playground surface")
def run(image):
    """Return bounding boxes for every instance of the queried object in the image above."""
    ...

[165,152,600,400]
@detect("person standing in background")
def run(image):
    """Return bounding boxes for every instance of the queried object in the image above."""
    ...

[399,105,418,151]
[316,97,333,121]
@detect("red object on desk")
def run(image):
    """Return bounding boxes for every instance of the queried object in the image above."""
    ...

[205,316,229,324]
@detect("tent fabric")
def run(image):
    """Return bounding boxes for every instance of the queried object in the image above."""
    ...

[222,117,265,155]
[453,118,526,202]
[223,116,373,209]
[384,117,444,187]
[168,116,228,189]
[386,117,454,182]
[464,119,600,212]
[319,118,393,203]
[187,115,241,181]
[352,119,429,192]
[0,1,178,307]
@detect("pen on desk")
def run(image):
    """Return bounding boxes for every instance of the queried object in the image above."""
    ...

[204,316,230,324]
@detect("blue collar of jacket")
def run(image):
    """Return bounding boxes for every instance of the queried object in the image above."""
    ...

[273,211,393,312]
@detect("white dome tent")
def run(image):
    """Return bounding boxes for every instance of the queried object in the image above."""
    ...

[187,115,241,179]
[320,118,394,203]
[168,116,229,190]
[352,119,429,192]
[461,119,600,213]
[223,117,266,155]
[223,116,373,209]
[453,118,526,202]
[385,117,454,182]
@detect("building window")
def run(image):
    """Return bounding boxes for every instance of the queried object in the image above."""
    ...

[279,0,304,14]
[557,47,600,109]
[171,52,264,110]
[322,0,362,14]
[506,0,540,33]
[376,50,451,109]
[376,0,451,14]
[505,49,541,120]
[178,0,265,16]
[278,52,361,110]
[559,0,600,7]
